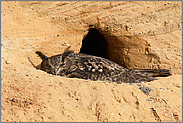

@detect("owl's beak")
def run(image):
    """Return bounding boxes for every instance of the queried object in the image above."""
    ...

[55,68,58,75]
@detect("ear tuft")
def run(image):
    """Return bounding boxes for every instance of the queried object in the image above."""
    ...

[62,46,74,62]
[35,51,48,60]
[64,46,71,52]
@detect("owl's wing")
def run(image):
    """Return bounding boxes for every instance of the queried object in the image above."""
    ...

[66,53,158,83]
[117,70,157,84]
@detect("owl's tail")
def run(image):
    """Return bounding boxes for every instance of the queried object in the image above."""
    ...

[129,68,172,77]
[118,68,171,84]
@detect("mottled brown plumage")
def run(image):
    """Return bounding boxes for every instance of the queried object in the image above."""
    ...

[35,47,171,84]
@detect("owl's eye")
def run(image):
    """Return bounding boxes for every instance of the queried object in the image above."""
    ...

[46,64,51,68]
[59,63,66,67]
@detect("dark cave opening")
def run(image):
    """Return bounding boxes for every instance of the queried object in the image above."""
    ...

[79,28,110,60]
[79,27,158,70]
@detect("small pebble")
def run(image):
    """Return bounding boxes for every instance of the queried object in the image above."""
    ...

[5,61,11,64]
[173,112,178,116]
[157,104,162,107]
[59,82,63,85]
[153,50,157,52]
[160,88,165,92]
[145,52,149,55]
[146,97,153,101]
[139,86,152,95]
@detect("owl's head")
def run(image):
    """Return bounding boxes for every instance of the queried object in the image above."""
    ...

[35,50,73,75]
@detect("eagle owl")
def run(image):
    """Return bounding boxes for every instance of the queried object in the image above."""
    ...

[35,47,171,84]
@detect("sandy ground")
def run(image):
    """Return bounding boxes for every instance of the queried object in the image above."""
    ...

[1,1,182,122]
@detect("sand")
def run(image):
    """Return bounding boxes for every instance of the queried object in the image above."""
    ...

[1,1,182,122]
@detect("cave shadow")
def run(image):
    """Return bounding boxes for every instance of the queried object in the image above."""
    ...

[79,28,109,59]
[79,28,133,68]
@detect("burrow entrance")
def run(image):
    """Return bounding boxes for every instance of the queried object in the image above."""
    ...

[79,28,161,69]
[79,28,109,59]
